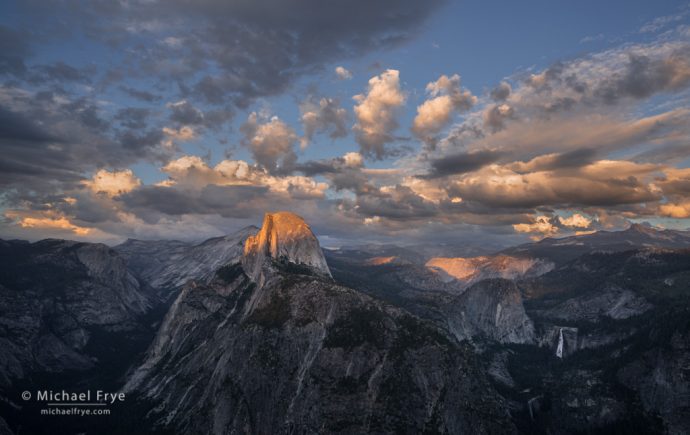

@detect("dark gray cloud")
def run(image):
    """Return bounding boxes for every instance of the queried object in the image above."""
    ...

[294,153,363,176]
[167,100,233,130]
[0,106,59,143]
[115,107,151,130]
[30,0,446,107]
[351,185,438,220]
[168,101,204,125]
[483,104,515,132]
[490,81,511,101]
[423,150,503,178]
[295,160,341,176]
[535,148,599,171]
[118,129,166,154]
[119,184,276,221]
[63,98,109,130]
[0,90,172,202]
[543,97,577,113]
[119,86,163,103]
[595,52,690,103]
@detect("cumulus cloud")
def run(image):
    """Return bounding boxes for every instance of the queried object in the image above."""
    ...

[353,69,406,159]
[240,112,299,173]
[300,96,348,148]
[163,126,196,141]
[558,213,592,228]
[659,201,690,218]
[656,167,690,218]
[412,74,476,143]
[159,155,327,199]
[342,151,364,168]
[513,215,559,239]
[82,169,141,197]
[335,66,353,80]
[512,212,593,239]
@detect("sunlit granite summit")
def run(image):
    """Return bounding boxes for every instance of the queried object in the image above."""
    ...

[242,211,331,282]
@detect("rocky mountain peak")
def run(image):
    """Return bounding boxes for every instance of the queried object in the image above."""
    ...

[626,222,658,235]
[242,211,331,281]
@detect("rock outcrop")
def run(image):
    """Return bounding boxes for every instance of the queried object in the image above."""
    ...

[242,211,331,283]
[446,279,535,344]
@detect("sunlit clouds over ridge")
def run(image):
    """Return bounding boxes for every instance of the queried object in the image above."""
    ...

[1,0,690,247]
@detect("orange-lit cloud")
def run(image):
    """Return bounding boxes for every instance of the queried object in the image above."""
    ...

[513,216,558,239]
[558,213,592,228]
[82,169,142,197]
[5,210,93,237]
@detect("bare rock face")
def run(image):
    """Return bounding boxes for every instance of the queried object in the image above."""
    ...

[0,239,154,389]
[446,279,535,344]
[115,226,258,297]
[124,269,515,435]
[618,329,690,435]
[242,211,331,283]
[531,286,652,323]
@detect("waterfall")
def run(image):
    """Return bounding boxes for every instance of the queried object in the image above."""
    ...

[527,396,540,420]
[556,328,564,359]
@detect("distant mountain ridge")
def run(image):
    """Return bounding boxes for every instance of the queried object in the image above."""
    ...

[114,226,258,296]
[502,223,690,265]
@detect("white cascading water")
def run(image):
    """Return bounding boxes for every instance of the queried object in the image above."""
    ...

[556,328,564,358]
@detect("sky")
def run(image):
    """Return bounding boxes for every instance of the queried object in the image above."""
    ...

[1,0,690,248]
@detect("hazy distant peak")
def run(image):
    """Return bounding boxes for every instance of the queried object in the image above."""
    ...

[625,223,659,235]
